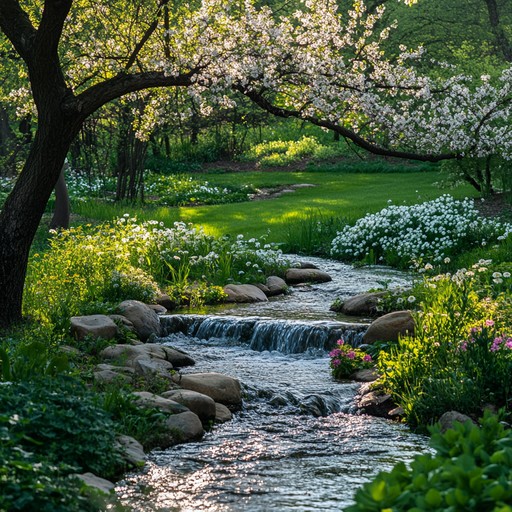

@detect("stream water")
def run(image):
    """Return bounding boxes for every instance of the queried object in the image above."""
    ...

[115,257,429,511]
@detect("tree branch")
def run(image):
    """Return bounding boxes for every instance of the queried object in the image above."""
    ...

[35,0,74,58]
[125,0,170,71]
[0,0,36,61]
[69,69,199,118]
[237,86,457,163]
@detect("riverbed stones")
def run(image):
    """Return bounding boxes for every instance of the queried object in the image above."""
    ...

[132,391,190,414]
[116,435,146,467]
[166,411,204,441]
[161,389,216,424]
[156,293,178,312]
[93,363,135,385]
[75,473,115,495]
[438,411,476,432]
[118,300,161,341]
[351,368,379,382]
[172,372,242,408]
[284,268,332,285]
[333,292,387,316]
[215,403,233,423]
[70,314,118,341]
[265,276,288,296]
[223,284,268,303]
[99,343,195,369]
[362,310,415,344]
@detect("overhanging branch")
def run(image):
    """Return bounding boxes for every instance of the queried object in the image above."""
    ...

[238,86,457,163]
[69,69,200,118]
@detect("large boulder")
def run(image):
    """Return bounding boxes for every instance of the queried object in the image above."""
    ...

[223,284,268,303]
[173,372,242,408]
[74,473,115,495]
[285,268,332,285]
[94,363,135,385]
[165,411,204,442]
[116,435,146,467]
[99,343,195,368]
[132,358,174,380]
[215,403,233,423]
[363,310,415,344]
[118,300,161,341]
[334,292,387,316]
[132,391,190,415]
[265,276,288,297]
[70,315,118,341]
[156,293,178,312]
[438,411,476,433]
[161,389,216,424]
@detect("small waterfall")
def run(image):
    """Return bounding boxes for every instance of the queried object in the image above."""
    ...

[160,314,368,354]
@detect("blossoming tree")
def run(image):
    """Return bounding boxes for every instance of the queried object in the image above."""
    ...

[0,0,511,328]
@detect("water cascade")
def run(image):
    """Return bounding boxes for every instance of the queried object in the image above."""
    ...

[161,315,368,354]
[116,258,428,511]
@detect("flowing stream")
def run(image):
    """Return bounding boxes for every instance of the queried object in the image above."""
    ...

[116,257,429,511]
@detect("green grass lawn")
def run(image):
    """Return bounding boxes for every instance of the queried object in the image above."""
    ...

[74,170,476,242]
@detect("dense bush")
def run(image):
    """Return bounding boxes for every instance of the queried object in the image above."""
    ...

[241,135,342,166]
[347,413,512,512]
[0,377,123,478]
[331,195,512,267]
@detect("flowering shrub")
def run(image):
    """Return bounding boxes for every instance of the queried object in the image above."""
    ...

[329,339,373,379]
[24,217,292,331]
[378,261,512,428]
[145,173,255,206]
[331,195,512,266]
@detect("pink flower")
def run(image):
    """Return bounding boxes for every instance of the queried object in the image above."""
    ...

[458,341,468,352]
[337,339,345,346]
[332,359,341,367]
[329,349,342,358]
[506,338,512,350]
[490,337,503,352]
[347,351,356,360]
[363,354,373,362]
[485,320,495,327]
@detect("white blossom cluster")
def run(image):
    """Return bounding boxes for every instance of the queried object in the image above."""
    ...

[4,0,512,163]
[331,195,512,264]
[115,217,292,284]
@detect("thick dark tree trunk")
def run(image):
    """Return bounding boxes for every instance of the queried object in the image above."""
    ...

[0,117,79,328]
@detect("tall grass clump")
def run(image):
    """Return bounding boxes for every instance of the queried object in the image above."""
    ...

[23,217,292,332]
[284,209,348,255]
[331,195,512,267]
[378,261,512,429]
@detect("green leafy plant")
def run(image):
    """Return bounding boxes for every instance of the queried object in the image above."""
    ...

[0,376,124,479]
[347,412,512,511]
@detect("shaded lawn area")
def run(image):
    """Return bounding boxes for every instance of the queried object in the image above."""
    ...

[74,170,476,241]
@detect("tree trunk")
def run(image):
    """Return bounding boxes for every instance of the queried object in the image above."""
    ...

[484,0,512,62]
[49,162,71,230]
[0,119,78,328]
